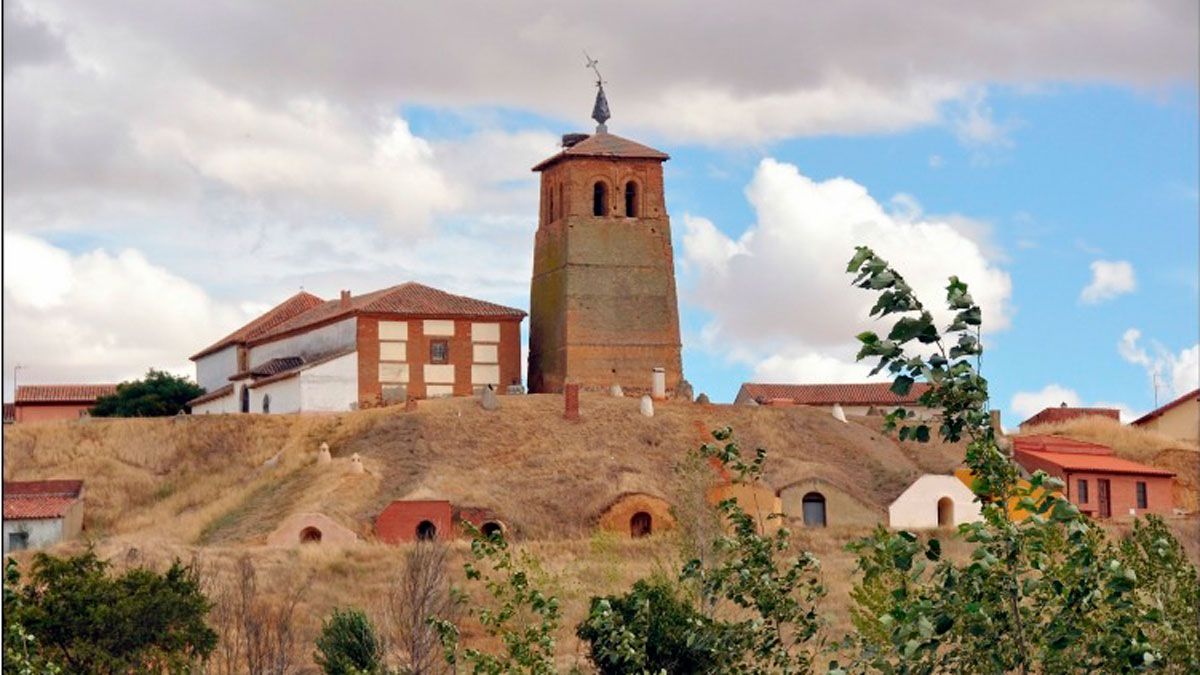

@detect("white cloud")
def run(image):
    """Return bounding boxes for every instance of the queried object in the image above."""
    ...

[2,232,251,386]
[1080,259,1136,304]
[1009,384,1137,424]
[1118,328,1199,400]
[752,351,883,385]
[681,159,1012,378]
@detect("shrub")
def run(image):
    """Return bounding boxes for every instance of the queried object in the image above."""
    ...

[90,368,204,417]
[314,608,385,675]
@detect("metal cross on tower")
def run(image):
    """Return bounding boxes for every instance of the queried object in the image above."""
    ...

[584,52,610,132]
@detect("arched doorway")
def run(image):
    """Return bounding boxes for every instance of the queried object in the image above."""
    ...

[416,520,437,541]
[937,497,954,527]
[802,492,827,527]
[593,181,608,216]
[299,527,322,544]
[630,511,652,538]
[481,521,503,538]
[240,386,250,413]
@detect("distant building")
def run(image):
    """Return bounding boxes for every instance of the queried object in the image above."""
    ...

[888,475,982,530]
[734,382,935,419]
[1131,388,1199,444]
[1019,403,1120,430]
[13,385,117,424]
[188,283,525,415]
[3,480,85,552]
[2,403,14,424]
[1013,435,1175,518]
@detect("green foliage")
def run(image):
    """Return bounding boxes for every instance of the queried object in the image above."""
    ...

[1117,516,1200,673]
[3,550,216,672]
[314,607,385,675]
[433,524,560,674]
[90,368,205,417]
[3,559,63,675]
[577,575,741,674]
[836,246,1199,674]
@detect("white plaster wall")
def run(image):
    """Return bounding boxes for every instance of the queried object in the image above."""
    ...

[249,317,357,367]
[192,393,238,415]
[250,377,302,415]
[3,518,64,553]
[301,352,359,412]
[888,475,982,529]
[424,319,455,336]
[195,346,239,392]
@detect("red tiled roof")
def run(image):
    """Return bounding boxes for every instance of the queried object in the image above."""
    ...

[229,357,306,381]
[4,480,84,497]
[4,496,79,520]
[247,349,357,388]
[737,382,933,406]
[1013,435,1114,456]
[15,384,117,404]
[1014,448,1175,477]
[250,283,525,346]
[532,132,669,171]
[1132,388,1199,426]
[191,291,325,360]
[1019,406,1120,429]
[187,383,234,407]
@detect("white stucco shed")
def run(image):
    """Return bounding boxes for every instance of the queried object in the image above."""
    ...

[888,474,982,530]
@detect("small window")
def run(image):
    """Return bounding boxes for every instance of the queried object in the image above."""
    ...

[430,340,449,364]
[624,181,638,217]
[8,531,29,551]
[802,492,827,528]
[240,386,250,413]
[1136,482,1148,509]
[593,181,608,216]
[262,394,271,414]
[1077,479,1089,504]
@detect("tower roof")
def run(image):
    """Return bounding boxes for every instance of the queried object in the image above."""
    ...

[531,132,669,172]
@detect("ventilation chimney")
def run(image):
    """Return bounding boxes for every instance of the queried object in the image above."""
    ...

[340,290,351,307]
[562,133,588,148]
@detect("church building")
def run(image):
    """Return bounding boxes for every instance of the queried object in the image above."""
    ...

[527,79,684,395]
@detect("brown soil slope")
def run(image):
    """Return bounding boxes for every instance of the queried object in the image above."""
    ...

[3,394,966,544]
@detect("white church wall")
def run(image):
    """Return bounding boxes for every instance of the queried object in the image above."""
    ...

[192,392,238,415]
[301,352,359,412]
[195,346,239,393]
[250,377,302,415]
[249,317,357,367]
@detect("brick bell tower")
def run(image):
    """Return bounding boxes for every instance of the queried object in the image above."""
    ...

[527,72,683,394]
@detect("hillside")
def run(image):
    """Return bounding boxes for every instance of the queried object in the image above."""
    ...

[3,394,968,545]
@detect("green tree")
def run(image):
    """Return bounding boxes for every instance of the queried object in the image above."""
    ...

[90,368,204,417]
[835,245,1196,673]
[314,608,385,675]
[4,550,216,672]
[1117,516,1200,673]
[433,525,560,675]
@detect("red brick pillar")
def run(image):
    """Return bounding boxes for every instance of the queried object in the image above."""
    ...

[564,383,580,421]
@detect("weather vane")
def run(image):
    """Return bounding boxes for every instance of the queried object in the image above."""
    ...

[583,51,610,132]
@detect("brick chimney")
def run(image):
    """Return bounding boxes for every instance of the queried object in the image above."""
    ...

[564,383,580,421]
[340,290,351,308]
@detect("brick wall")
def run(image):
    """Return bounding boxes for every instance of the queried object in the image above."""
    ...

[15,404,92,423]
[1067,473,1174,518]
[375,500,454,544]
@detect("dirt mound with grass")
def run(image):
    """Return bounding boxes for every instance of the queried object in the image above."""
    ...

[4,394,968,544]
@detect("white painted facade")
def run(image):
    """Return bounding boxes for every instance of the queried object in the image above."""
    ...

[247,351,359,414]
[195,346,240,393]
[249,317,357,367]
[192,391,239,415]
[250,377,302,415]
[888,474,982,530]
[3,500,83,553]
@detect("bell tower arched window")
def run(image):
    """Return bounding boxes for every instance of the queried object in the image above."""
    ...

[593,181,608,216]
[624,181,638,217]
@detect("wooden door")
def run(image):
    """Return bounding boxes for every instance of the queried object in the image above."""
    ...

[1097,479,1111,518]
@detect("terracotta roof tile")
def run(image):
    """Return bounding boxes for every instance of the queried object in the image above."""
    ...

[247,349,357,388]
[1012,435,1113,456]
[187,383,234,407]
[250,283,524,346]
[4,496,79,520]
[1014,448,1175,477]
[1132,388,1199,426]
[532,132,669,171]
[15,385,117,403]
[229,357,306,381]
[736,382,932,406]
[191,291,325,360]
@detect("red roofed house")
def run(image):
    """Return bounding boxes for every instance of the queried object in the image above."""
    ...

[189,284,525,415]
[3,480,84,552]
[1013,435,1175,519]
[1018,403,1121,430]
[734,382,936,419]
[1132,388,1199,444]
[13,384,118,424]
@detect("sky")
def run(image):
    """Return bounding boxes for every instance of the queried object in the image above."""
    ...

[3,1,1198,426]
